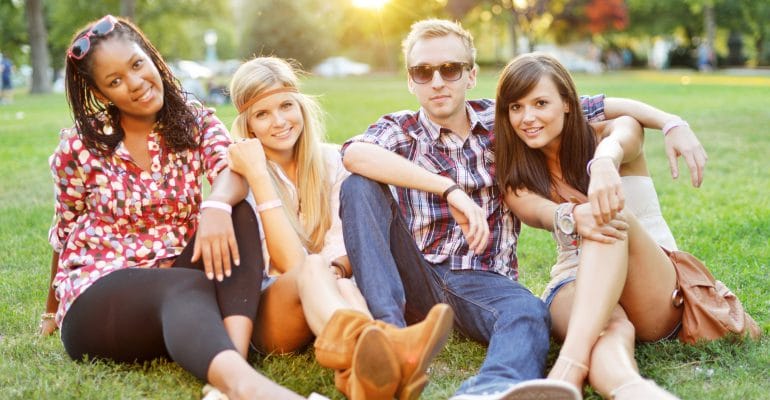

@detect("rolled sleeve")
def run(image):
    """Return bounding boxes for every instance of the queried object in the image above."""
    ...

[580,94,606,123]
[196,108,232,184]
[341,113,413,159]
[48,130,87,252]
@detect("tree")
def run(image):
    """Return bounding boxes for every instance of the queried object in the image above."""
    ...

[584,0,628,35]
[120,0,136,20]
[336,0,447,69]
[24,0,50,93]
[240,0,336,69]
[46,0,236,74]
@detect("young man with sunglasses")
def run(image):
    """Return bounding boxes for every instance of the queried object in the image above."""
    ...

[339,19,707,400]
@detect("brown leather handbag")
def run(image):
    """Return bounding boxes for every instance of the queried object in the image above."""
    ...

[667,250,762,344]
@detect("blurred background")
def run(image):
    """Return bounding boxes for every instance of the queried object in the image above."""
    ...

[1,0,768,103]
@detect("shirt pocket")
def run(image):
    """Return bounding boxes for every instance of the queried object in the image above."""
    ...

[415,149,456,178]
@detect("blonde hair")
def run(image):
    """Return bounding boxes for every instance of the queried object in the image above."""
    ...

[229,56,331,253]
[401,19,476,67]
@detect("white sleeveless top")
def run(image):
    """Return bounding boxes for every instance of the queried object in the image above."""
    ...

[542,176,677,299]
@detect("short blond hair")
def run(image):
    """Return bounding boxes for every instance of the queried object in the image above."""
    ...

[401,19,476,67]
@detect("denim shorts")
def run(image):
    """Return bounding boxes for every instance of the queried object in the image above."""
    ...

[543,275,681,342]
[543,276,577,309]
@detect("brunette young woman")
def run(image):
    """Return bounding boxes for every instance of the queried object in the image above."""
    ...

[42,15,309,400]
[227,56,453,400]
[495,53,687,399]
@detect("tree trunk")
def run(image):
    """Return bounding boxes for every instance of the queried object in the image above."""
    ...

[25,0,51,94]
[704,4,716,65]
[120,0,136,20]
[508,10,518,57]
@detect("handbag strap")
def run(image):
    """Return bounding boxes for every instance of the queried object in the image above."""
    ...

[552,178,588,204]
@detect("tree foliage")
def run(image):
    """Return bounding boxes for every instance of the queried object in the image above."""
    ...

[239,0,337,70]
[46,0,235,72]
[335,0,448,69]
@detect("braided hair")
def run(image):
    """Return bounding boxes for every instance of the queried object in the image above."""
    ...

[64,15,197,154]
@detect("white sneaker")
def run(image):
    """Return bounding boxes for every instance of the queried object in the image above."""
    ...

[450,379,581,400]
[201,384,229,400]
[307,393,331,400]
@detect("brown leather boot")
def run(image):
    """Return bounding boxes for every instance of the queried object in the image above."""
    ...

[315,310,401,399]
[334,326,401,400]
[314,309,372,370]
[374,303,455,400]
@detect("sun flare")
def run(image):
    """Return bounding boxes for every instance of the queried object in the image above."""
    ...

[352,0,389,10]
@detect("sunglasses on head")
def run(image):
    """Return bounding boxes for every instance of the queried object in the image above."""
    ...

[407,62,470,84]
[67,15,118,60]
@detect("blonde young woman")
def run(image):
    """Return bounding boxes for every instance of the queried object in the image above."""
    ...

[495,53,689,399]
[226,56,453,400]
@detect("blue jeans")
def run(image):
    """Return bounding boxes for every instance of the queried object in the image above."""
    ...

[339,175,551,396]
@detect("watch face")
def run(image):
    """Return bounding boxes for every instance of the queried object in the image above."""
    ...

[559,216,575,235]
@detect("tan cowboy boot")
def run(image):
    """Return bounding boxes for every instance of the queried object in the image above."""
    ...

[334,326,401,400]
[315,304,455,400]
[315,310,401,399]
[374,303,455,400]
[314,309,372,369]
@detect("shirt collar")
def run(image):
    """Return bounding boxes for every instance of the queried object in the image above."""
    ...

[415,102,486,143]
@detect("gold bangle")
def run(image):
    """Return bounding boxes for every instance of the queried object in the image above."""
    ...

[40,312,56,321]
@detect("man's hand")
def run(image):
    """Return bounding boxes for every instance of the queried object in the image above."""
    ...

[446,189,490,253]
[664,125,708,188]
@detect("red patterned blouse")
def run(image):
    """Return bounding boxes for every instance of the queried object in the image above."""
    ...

[48,105,231,326]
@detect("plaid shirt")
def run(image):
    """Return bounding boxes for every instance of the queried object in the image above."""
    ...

[342,95,605,279]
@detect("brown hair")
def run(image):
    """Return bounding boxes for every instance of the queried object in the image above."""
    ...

[494,53,596,200]
[64,15,197,154]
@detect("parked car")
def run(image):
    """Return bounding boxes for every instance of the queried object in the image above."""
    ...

[313,56,370,77]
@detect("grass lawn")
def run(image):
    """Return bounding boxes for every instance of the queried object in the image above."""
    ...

[0,69,768,399]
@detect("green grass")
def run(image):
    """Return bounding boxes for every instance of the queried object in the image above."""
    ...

[1,69,768,399]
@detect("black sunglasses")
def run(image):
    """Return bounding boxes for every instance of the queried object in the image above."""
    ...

[67,15,118,60]
[407,62,470,84]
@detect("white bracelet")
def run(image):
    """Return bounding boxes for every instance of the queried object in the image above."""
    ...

[200,200,232,214]
[662,119,689,136]
[256,199,282,213]
[586,156,614,177]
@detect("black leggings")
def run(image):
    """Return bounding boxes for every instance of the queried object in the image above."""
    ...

[61,201,263,380]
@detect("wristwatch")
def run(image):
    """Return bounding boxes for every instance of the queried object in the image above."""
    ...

[556,203,578,237]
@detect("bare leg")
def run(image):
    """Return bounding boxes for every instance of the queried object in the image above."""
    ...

[207,349,305,400]
[588,307,680,399]
[252,266,314,354]
[587,307,641,396]
[297,255,365,336]
[223,316,253,358]
[336,278,371,316]
[549,211,682,390]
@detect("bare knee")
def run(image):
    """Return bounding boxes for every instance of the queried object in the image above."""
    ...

[298,255,334,289]
[604,312,636,340]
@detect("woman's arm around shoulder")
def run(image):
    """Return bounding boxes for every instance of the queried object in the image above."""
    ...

[587,116,644,224]
[604,97,707,187]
